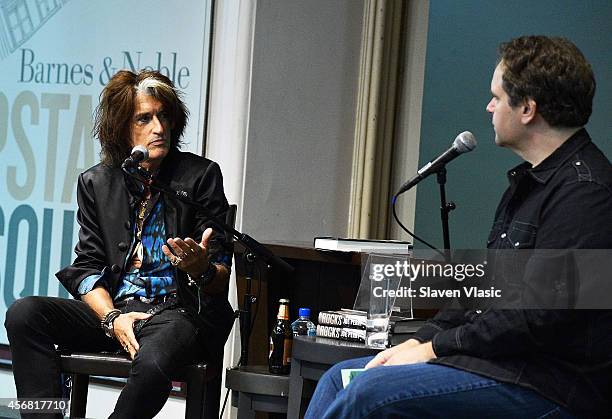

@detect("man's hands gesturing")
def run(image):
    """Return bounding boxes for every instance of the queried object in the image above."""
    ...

[162,228,214,278]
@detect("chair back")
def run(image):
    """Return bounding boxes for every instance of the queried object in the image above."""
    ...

[224,204,237,244]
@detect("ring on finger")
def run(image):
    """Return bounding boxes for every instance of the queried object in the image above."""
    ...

[171,256,182,266]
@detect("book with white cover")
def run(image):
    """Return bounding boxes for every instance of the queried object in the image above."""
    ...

[314,237,412,254]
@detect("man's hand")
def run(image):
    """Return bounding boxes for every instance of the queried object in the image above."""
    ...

[365,339,436,369]
[162,227,230,293]
[382,341,437,366]
[113,312,152,360]
[82,287,149,359]
[365,338,420,369]
[162,227,213,277]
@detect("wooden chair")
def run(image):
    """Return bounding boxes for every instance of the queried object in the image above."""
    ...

[59,204,237,419]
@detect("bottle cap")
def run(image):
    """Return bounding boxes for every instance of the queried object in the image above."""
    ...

[279,299,290,304]
[298,307,310,317]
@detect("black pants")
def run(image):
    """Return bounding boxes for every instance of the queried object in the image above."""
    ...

[5,296,215,419]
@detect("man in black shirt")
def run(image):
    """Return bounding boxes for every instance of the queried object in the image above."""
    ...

[306,36,612,418]
[5,71,235,419]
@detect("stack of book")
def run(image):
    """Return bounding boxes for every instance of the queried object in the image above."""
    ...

[315,309,427,345]
[316,309,368,342]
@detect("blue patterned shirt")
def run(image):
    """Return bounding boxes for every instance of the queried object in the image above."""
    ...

[78,197,175,300]
[116,198,176,299]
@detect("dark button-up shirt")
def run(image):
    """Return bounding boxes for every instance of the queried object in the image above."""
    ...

[413,129,612,417]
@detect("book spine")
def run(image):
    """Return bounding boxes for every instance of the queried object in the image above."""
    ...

[316,325,366,343]
[340,327,366,343]
[316,324,342,339]
[343,314,367,329]
[317,311,346,327]
[318,311,367,329]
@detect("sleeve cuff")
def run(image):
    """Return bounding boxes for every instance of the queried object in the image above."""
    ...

[77,268,109,296]
[412,323,444,342]
[431,327,462,357]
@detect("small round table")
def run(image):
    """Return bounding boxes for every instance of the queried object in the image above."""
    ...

[225,365,290,418]
[225,337,383,418]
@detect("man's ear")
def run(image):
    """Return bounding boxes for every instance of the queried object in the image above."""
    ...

[521,98,537,124]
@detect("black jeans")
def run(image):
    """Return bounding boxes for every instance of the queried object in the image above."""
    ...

[5,296,214,419]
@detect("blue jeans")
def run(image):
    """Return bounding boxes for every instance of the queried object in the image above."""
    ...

[305,357,575,419]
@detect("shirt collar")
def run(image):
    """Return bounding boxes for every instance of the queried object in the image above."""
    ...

[506,128,591,185]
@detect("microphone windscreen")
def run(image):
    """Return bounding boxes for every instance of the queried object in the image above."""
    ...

[131,145,149,162]
[453,131,477,153]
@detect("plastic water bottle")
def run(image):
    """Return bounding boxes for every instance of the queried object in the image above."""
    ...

[291,307,317,336]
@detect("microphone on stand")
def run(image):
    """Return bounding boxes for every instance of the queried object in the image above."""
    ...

[121,145,149,169]
[394,131,477,198]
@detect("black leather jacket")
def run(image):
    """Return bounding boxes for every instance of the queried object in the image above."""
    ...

[414,129,612,417]
[56,149,235,346]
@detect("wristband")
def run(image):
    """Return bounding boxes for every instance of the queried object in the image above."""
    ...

[101,309,121,338]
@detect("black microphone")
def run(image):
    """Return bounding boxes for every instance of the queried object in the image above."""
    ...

[121,145,149,169]
[394,131,477,197]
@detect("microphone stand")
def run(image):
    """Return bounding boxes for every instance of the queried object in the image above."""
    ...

[436,167,455,260]
[122,165,293,366]
[239,251,257,366]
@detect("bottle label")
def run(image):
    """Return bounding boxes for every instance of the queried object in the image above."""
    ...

[278,304,289,320]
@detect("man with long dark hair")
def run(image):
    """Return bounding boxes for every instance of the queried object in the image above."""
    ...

[5,70,234,418]
[306,36,612,418]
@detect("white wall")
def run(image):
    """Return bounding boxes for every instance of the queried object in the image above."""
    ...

[241,0,365,242]
[389,0,430,239]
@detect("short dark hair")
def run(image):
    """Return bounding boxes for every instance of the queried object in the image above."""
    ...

[93,70,188,167]
[498,36,595,127]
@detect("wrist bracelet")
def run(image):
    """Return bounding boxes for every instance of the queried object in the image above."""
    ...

[101,309,121,338]
[101,309,121,327]
[187,262,217,287]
